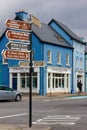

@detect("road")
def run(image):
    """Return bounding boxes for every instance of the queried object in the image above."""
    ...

[0,95,87,129]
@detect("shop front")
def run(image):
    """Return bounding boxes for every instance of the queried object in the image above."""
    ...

[47,67,72,94]
[9,67,39,93]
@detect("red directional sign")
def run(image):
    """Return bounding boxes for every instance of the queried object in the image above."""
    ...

[2,50,30,60]
[6,30,30,41]
[5,19,31,31]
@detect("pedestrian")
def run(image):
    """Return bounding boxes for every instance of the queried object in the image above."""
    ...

[77,80,82,94]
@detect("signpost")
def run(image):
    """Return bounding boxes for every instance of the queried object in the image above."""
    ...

[5,19,31,31]
[5,18,33,128]
[6,30,30,41]
[2,49,30,60]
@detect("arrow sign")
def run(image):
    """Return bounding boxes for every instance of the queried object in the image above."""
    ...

[5,19,31,31]
[6,30,30,41]
[2,50,30,60]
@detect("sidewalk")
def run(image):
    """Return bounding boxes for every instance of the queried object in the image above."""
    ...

[0,124,51,130]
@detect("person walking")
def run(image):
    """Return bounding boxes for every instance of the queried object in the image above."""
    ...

[77,80,82,94]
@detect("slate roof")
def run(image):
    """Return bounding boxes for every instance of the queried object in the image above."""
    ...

[49,19,84,44]
[32,23,73,49]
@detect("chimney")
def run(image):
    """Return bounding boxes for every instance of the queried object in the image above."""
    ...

[15,10,29,21]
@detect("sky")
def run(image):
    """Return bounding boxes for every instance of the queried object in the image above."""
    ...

[0,0,87,41]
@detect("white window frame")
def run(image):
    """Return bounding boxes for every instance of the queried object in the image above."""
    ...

[76,57,79,67]
[80,58,82,68]
[47,50,52,63]
[66,54,70,66]
[57,52,61,64]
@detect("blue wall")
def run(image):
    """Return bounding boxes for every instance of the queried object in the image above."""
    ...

[50,22,73,46]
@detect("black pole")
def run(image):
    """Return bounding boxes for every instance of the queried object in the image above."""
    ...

[29,23,32,127]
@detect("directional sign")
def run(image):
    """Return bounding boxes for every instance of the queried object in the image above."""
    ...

[6,30,30,41]
[5,19,31,31]
[6,42,29,51]
[2,50,30,60]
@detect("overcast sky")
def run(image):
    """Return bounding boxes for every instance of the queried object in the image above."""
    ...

[0,0,87,40]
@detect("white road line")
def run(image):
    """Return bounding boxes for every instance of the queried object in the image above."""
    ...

[0,113,27,119]
[35,115,81,125]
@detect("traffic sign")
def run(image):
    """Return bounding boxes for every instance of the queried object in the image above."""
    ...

[6,30,30,41]
[5,19,31,31]
[2,50,30,60]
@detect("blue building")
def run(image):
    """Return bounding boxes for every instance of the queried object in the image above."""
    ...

[0,11,85,95]
[49,19,85,93]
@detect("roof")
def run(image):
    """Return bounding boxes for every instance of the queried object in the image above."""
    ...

[49,19,85,44]
[0,16,73,49]
[32,23,73,49]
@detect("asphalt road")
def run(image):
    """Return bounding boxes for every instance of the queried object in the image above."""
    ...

[0,95,87,130]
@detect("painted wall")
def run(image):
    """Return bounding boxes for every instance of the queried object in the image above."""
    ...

[50,22,73,46]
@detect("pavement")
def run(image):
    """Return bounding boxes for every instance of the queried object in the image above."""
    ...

[0,92,87,130]
[0,124,51,130]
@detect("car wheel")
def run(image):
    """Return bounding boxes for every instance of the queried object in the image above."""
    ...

[15,95,21,102]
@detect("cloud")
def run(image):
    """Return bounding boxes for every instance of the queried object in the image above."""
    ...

[0,0,87,39]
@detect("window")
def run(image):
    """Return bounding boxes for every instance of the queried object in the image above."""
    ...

[86,59,87,70]
[66,54,70,66]
[2,58,8,64]
[57,52,61,64]
[47,50,52,63]
[80,58,82,68]
[76,57,79,67]
[48,73,51,88]
[20,73,37,89]
[52,74,64,88]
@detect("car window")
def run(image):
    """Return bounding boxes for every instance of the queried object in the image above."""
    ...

[5,87,13,91]
[0,87,13,91]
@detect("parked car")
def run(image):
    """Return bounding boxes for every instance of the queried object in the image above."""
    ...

[0,86,22,101]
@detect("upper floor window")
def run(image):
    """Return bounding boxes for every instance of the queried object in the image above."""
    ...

[76,57,79,67]
[86,59,87,70]
[57,52,61,64]
[80,58,82,68]
[47,50,52,63]
[66,54,70,66]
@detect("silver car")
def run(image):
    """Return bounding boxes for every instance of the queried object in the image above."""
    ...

[0,86,22,101]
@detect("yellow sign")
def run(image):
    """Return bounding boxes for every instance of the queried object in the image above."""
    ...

[19,62,29,67]
[34,61,45,67]
[31,15,41,27]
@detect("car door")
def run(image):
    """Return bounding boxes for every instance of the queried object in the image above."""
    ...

[4,87,15,100]
[0,86,7,100]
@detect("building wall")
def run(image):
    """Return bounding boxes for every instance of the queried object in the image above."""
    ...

[49,22,73,46]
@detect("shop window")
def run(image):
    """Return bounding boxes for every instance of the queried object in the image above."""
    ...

[20,73,37,89]
[48,73,51,88]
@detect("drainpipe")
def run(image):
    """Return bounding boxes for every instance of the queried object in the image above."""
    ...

[71,49,74,94]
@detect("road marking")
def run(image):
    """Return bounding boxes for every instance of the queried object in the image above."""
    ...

[35,115,81,125]
[67,96,87,99]
[0,113,27,119]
